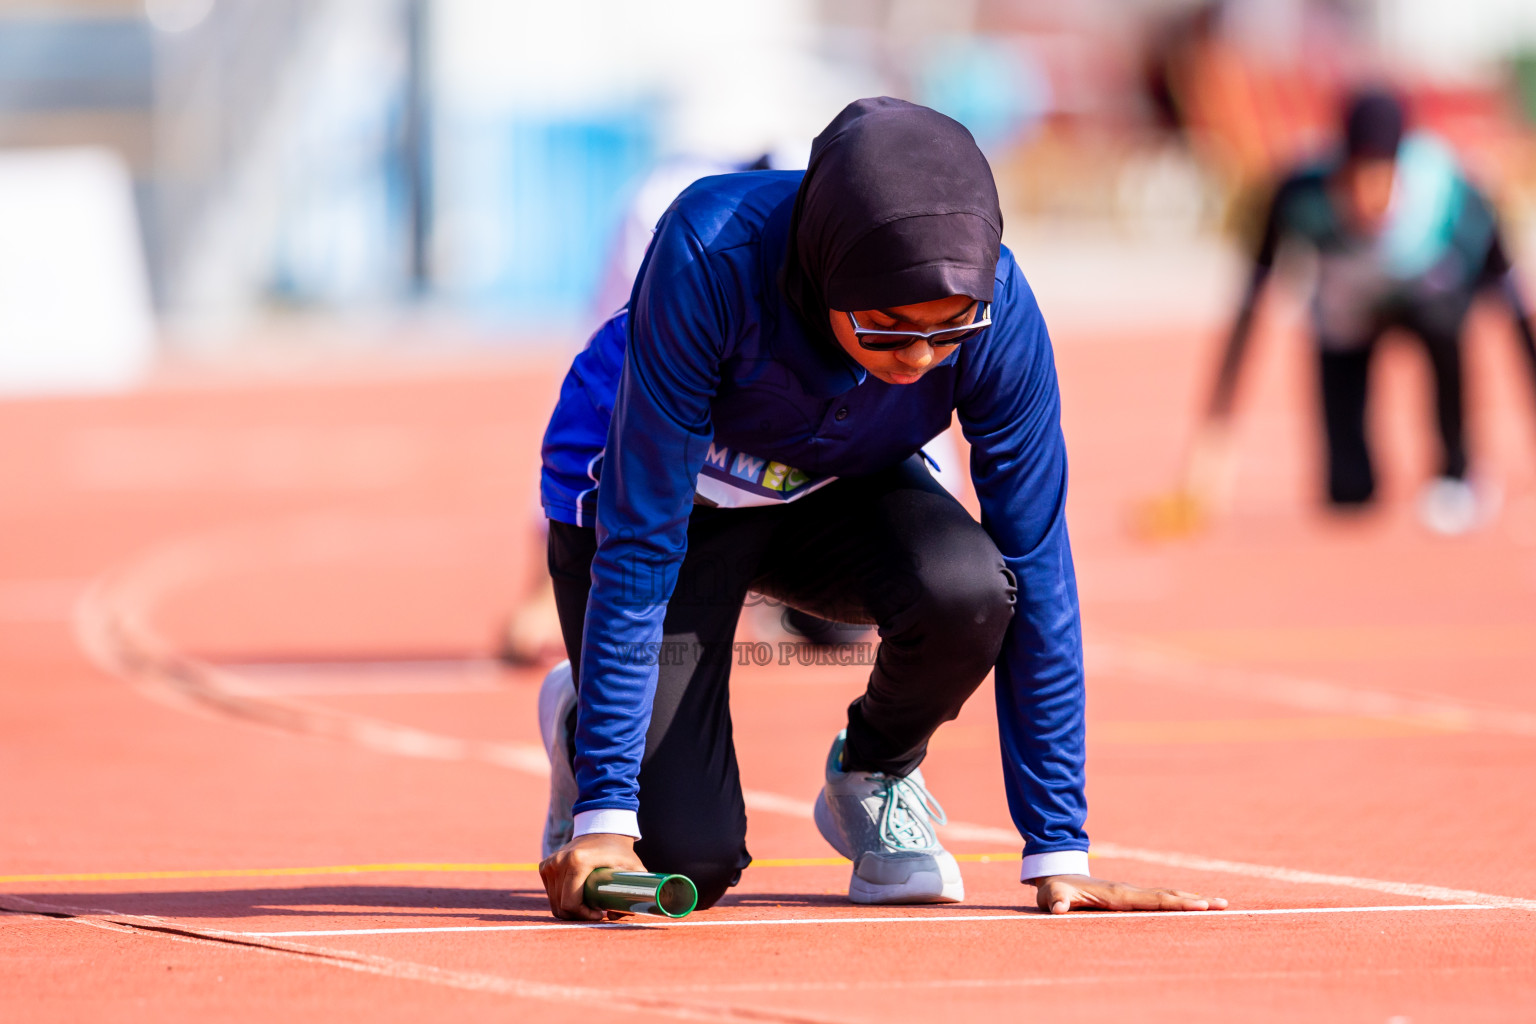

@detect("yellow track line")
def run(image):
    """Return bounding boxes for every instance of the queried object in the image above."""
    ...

[0,863,540,884]
[0,853,1026,885]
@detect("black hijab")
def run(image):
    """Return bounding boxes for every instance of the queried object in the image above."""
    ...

[780,97,1003,343]
[1343,87,1405,160]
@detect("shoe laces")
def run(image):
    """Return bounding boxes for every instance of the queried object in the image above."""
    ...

[874,773,947,850]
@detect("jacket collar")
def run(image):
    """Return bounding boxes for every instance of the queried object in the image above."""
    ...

[770,307,867,398]
[760,199,867,398]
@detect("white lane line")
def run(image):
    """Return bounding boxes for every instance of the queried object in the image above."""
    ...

[925,817,1536,913]
[631,963,1524,995]
[1088,637,1536,739]
[1087,843,1536,912]
[212,659,508,697]
[915,815,1536,913]
[74,567,551,776]
[231,904,1495,937]
[921,822,1536,914]
[2,893,843,1024]
[74,530,1536,920]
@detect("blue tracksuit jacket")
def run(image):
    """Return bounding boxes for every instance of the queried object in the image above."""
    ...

[540,170,1088,869]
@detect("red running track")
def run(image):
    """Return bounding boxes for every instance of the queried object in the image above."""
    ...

[3,312,1536,1022]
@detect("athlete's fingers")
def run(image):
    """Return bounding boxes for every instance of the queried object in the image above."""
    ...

[1096,883,1194,911]
[1142,887,1227,911]
[540,832,647,922]
[537,854,568,919]
[1033,876,1227,913]
[557,853,605,921]
[1163,888,1227,908]
[539,852,603,922]
[1146,889,1210,911]
[1107,884,1225,912]
[1033,876,1078,915]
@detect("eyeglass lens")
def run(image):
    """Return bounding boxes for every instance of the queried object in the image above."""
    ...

[851,304,989,351]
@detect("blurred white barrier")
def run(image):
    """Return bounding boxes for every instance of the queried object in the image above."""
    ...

[0,148,155,395]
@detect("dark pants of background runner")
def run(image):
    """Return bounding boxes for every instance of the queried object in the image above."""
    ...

[1319,288,1473,505]
[547,456,1017,909]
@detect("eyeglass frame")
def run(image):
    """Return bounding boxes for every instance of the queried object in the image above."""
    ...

[845,301,992,352]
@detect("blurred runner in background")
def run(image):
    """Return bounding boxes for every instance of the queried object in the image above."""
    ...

[1186,87,1536,534]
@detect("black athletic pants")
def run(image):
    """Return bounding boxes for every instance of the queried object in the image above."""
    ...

[1319,288,1473,506]
[548,456,1017,908]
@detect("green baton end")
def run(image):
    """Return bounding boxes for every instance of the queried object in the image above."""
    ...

[654,874,699,918]
[583,868,699,919]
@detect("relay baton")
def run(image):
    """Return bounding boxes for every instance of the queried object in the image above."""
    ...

[583,868,698,918]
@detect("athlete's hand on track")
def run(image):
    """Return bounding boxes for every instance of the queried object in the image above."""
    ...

[1030,874,1227,914]
[540,832,646,921]
[1182,421,1237,511]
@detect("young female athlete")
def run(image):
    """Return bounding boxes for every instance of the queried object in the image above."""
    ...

[535,97,1227,919]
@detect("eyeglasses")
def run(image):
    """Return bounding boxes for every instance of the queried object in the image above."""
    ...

[846,302,991,352]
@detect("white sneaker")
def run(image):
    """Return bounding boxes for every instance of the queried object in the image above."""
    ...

[538,661,579,858]
[813,730,963,904]
[1417,476,1498,536]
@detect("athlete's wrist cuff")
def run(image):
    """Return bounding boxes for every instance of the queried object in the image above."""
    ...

[573,808,641,840]
[1021,850,1090,882]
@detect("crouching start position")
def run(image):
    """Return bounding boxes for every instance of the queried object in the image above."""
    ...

[535,97,1226,918]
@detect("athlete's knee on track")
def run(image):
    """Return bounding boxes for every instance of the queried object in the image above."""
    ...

[902,541,1015,661]
[686,864,742,911]
[636,833,749,910]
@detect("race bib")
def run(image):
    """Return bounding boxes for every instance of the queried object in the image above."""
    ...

[694,441,835,508]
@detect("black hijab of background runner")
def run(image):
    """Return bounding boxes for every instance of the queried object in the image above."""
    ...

[1343,87,1406,160]
[780,97,1004,345]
